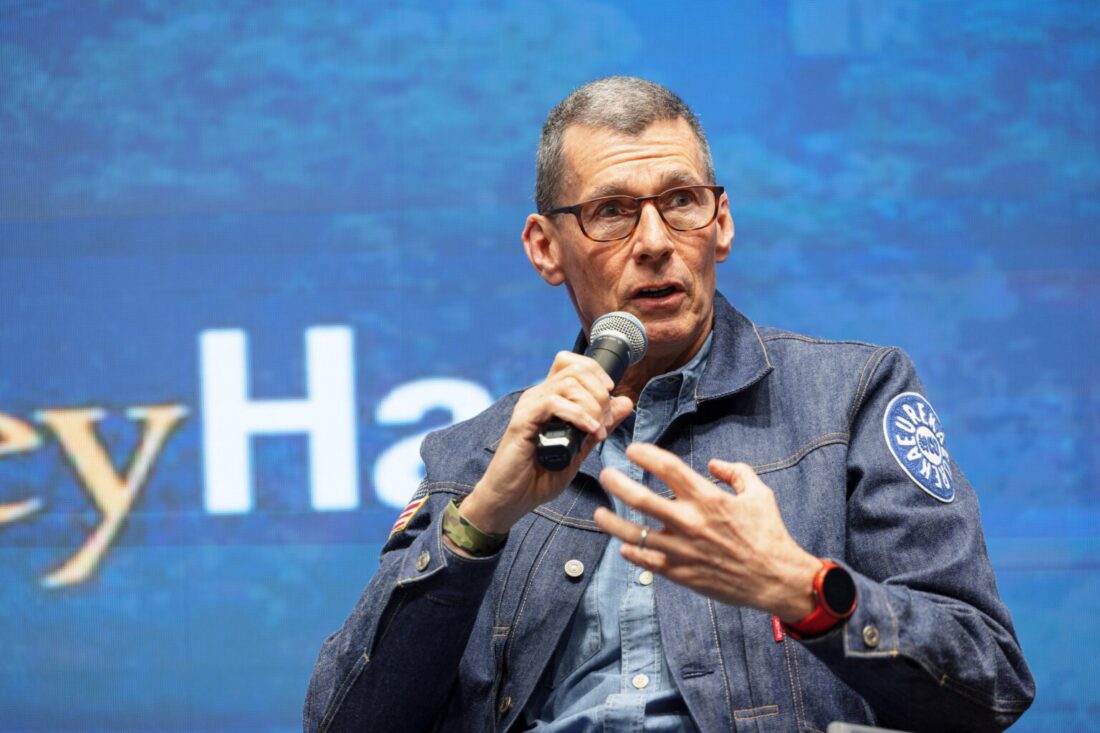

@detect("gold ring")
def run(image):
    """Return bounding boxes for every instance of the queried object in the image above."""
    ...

[638,527,649,550]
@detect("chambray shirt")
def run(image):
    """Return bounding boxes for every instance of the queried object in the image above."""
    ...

[524,334,712,732]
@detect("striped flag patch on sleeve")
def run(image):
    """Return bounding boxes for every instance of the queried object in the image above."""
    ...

[389,496,428,536]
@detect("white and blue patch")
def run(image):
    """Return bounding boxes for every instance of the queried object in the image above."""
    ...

[882,392,954,503]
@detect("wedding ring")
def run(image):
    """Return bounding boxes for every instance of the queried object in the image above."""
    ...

[637,527,649,550]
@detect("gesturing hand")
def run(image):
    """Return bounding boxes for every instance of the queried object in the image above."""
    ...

[593,443,821,622]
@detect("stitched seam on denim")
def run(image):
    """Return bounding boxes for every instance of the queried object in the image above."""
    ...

[695,320,772,402]
[689,420,695,476]
[753,322,774,369]
[848,350,880,425]
[761,333,879,348]
[320,590,408,729]
[780,632,804,727]
[532,505,600,529]
[319,649,372,733]
[422,480,476,493]
[705,598,735,733]
[936,671,1034,710]
[503,488,584,698]
[751,432,850,475]
[887,590,899,652]
[494,517,539,627]
[894,641,1034,710]
[791,636,812,728]
[733,704,779,720]
[848,347,894,429]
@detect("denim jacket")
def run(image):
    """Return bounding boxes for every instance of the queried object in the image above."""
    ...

[305,293,1034,733]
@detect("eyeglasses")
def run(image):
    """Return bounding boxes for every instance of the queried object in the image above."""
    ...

[543,185,724,242]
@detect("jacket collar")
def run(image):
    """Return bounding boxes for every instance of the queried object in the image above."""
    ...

[695,291,773,402]
[572,291,773,480]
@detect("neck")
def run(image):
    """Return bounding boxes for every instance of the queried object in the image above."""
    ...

[613,334,708,404]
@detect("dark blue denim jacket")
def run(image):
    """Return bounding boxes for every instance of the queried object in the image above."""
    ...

[305,293,1034,733]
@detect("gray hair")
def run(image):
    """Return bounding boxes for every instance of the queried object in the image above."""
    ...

[535,76,716,213]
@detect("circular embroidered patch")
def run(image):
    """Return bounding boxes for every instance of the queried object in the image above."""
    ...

[882,391,954,503]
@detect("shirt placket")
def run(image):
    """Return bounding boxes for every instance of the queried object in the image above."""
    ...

[606,378,680,731]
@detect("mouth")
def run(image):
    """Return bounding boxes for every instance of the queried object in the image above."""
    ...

[633,283,682,299]
[629,282,685,311]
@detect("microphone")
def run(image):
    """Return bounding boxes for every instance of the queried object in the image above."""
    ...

[536,311,648,471]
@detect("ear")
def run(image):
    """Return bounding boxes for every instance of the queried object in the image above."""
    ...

[714,192,734,264]
[522,214,566,285]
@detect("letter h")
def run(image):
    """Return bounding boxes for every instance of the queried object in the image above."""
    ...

[199,327,358,514]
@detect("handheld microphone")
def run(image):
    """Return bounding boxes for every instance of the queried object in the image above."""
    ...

[536,311,648,471]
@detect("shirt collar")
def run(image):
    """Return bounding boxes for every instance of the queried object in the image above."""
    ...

[573,291,772,480]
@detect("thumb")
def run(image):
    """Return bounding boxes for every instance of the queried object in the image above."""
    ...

[575,397,633,467]
[609,395,634,428]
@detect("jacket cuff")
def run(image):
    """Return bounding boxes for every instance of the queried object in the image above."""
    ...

[797,564,898,658]
[394,512,503,606]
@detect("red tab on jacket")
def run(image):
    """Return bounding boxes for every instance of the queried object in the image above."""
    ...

[771,615,785,643]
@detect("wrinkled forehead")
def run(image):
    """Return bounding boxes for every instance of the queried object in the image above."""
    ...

[559,118,710,202]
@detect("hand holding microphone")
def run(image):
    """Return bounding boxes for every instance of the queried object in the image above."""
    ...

[537,312,648,470]
[456,312,646,536]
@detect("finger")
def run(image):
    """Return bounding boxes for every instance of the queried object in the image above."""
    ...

[599,467,691,531]
[595,508,705,565]
[708,459,760,495]
[574,428,606,465]
[546,364,618,429]
[540,395,605,439]
[625,443,717,502]
[547,351,615,391]
[551,377,607,425]
[593,507,673,565]
[592,505,643,543]
[619,541,671,574]
[562,362,616,405]
[608,395,634,429]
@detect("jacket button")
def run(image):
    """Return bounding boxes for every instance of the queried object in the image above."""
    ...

[416,551,431,571]
[499,695,513,714]
[638,570,654,586]
[564,559,585,579]
[862,624,881,648]
[632,673,650,689]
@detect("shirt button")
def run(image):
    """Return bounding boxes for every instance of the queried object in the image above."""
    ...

[415,551,430,571]
[638,570,654,586]
[632,673,650,689]
[498,695,513,714]
[564,559,585,579]
[862,624,881,648]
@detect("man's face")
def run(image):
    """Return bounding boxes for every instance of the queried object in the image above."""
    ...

[523,118,733,369]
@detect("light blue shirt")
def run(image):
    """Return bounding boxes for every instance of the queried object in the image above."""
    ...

[524,334,712,732]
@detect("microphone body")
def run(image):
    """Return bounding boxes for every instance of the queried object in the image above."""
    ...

[536,312,648,471]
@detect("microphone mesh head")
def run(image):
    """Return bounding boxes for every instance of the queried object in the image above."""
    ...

[589,311,648,365]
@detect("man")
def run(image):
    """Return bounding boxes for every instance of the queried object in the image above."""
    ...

[305,77,1034,732]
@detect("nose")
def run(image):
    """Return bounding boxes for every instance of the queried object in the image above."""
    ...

[630,200,674,263]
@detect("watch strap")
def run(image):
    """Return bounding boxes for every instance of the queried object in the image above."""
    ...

[783,559,856,639]
[442,498,507,557]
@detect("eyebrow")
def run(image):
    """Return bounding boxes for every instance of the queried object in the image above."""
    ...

[586,171,702,200]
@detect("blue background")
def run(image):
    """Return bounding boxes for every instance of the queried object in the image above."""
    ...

[1,1,1097,730]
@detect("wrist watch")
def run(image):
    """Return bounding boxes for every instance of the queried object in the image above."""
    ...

[442,498,508,557]
[784,559,857,639]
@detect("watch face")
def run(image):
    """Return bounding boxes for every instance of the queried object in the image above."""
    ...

[821,566,857,616]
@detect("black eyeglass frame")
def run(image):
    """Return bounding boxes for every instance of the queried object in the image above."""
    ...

[542,184,726,242]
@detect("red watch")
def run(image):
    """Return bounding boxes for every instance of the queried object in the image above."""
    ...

[783,559,857,639]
